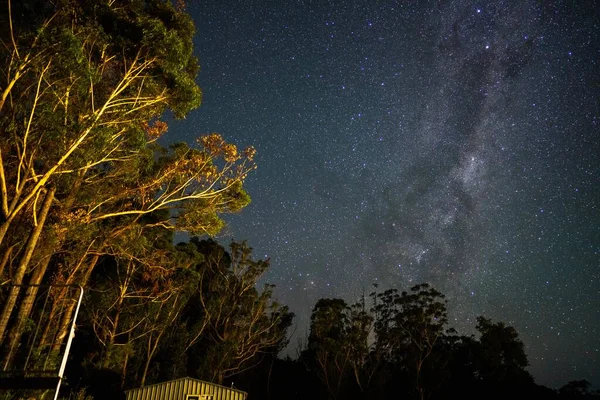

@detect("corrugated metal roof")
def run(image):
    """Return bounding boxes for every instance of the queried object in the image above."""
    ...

[125,377,247,400]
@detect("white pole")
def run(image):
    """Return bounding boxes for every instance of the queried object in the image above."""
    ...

[53,286,84,400]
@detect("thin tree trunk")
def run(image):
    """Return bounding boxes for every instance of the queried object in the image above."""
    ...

[140,292,182,387]
[3,253,53,367]
[121,338,130,389]
[49,264,96,355]
[0,215,16,249]
[416,358,424,400]
[0,186,55,353]
[100,261,133,369]
[140,332,159,387]
[101,305,122,369]
[0,244,15,279]
[4,169,82,361]
[0,159,30,247]
[267,354,274,400]
[140,325,166,386]
[42,253,99,354]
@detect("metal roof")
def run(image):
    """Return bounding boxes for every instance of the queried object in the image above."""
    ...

[125,377,248,400]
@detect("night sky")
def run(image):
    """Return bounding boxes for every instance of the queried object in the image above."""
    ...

[167,0,599,389]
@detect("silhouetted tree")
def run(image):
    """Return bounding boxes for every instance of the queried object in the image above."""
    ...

[559,380,598,399]
[304,298,352,400]
[183,239,293,384]
[373,283,452,400]
[474,316,532,384]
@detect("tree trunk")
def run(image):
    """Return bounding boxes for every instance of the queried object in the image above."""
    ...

[100,260,134,369]
[0,164,30,247]
[41,253,99,354]
[267,354,274,400]
[140,333,158,387]
[101,306,122,369]
[0,186,55,356]
[3,253,54,368]
[0,215,15,249]
[121,338,130,390]
[141,292,182,387]
[3,170,82,362]
[0,244,14,279]
[140,324,168,387]
[416,358,424,400]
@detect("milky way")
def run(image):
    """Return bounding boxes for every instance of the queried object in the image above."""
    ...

[168,0,599,388]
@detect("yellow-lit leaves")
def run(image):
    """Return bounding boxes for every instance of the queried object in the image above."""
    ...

[141,120,169,141]
[82,131,255,238]
[199,133,227,157]
[222,143,239,162]
[243,146,257,161]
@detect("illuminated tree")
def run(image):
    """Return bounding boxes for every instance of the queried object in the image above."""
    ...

[0,0,255,372]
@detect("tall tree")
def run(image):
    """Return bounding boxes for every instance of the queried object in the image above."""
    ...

[0,0,256,376]
[472,316,533,390]
[373,283,451,400]
[0,0,199,346]
[304,298,352,400]
[184,239,292,385]
[345,300,376,395]
[84,225,200,388]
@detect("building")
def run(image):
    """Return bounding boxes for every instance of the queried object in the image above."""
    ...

[125,377,248,400]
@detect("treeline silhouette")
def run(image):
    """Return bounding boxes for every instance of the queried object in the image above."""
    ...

[1,237,596,400]
[230,284,598,400]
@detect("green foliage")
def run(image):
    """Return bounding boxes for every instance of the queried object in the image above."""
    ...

[177,199,226,236]
[475,316,528,369]
[304,297,377,400]
[0,1,257,394]
[372,283,449,366]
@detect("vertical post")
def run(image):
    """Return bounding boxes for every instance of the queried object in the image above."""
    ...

[53,285,84,400]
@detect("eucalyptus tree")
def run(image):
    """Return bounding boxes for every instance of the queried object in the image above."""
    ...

[0,0,255,371]
[184,239,293,385]
[305,298,351,400]
[473,316,533,388]
[373,283,451,400]
[83,225,202,388]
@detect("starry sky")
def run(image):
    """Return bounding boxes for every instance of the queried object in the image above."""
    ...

[167,0,599,389]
